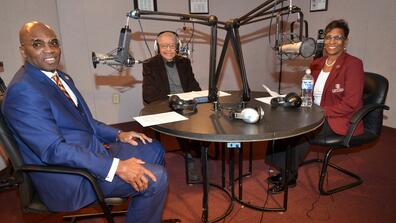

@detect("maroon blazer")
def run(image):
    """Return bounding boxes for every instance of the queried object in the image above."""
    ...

[142,55,201,103]
[310,52,364,136]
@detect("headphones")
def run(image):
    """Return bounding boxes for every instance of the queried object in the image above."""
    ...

[154,31,182,54]
[270,92,302,108]
[169,95,197,115]
[229,106,264,124]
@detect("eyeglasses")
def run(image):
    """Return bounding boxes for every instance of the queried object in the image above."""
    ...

[22,39,60,49]
[159,44,176,50]
[324,35,345,41]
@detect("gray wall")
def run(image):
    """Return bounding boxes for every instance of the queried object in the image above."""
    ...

[1,0,395,128]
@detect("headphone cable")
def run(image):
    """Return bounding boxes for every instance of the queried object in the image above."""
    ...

[137,19,153,57]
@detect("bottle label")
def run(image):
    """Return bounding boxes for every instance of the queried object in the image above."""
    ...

[302,80,313,90]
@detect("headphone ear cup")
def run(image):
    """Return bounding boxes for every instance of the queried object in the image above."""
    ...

[270,97,284,107]
[169,95,182,110]
[176,39,182,54]
[231,107,264,124]
[256,106,264,121]
[169,95,197,115]
[285,92,302,108]
[270,93,302,108]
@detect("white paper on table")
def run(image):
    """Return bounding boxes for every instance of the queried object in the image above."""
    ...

[168,90,230,101]
[133,111,188,127]
[255,84,286,105]
[262,84,282,97]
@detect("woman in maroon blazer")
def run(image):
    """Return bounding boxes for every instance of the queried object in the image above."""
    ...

[266,19,364,194]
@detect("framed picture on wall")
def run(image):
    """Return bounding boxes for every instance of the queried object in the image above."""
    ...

[189,0,209,14]
[310,0,328,12]
[134,0,157,11]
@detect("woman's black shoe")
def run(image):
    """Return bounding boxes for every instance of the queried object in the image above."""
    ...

[267,173,282,185]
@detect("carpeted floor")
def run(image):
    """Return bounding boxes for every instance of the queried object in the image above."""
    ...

[1,126,395,223]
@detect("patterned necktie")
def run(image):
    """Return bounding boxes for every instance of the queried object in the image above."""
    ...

[51,74,78,110]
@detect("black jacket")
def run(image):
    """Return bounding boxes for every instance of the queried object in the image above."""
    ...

[142,55,201,103]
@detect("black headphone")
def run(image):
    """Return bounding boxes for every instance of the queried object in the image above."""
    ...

[154,31,182,54]
[169,95,197,115]
[270,92,302,108]
[229,106,264,124]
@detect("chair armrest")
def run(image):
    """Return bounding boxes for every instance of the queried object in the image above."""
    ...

[342,103,390,147]
[17,165,107,205]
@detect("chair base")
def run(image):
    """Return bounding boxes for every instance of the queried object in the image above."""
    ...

[301,148,363,195]
[63,209,127,223]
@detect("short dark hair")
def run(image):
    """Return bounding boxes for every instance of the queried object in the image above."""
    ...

[324,19,350,38]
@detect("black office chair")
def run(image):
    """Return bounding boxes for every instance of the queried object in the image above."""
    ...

[302,72,389,195]
[0,97,127,222]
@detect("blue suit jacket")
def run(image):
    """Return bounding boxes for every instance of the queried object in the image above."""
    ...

[2,63,119,211]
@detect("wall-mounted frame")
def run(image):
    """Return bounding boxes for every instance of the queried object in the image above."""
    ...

[134,0,157,11]
[189,0,209,14]
[310,0,328,12]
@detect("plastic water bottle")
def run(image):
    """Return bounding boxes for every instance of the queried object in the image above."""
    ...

[301,68,314,107]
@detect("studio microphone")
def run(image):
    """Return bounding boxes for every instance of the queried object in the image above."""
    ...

[314,29,325,59]
[179,45,190,58]
[92,23,141,71]
[92,52,141,68]
[278,37,316,58]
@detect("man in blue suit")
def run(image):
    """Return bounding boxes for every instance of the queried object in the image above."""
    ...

[2,21,168,223]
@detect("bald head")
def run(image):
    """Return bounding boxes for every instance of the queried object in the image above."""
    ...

[19,21,61,72]
[19,21,55,45]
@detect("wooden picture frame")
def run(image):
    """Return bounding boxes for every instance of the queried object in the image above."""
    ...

[310,0,328,12]
[189,0,209,14]
[134,0,157,11]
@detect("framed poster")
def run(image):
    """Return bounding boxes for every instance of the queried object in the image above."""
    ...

[189,0,209,14]
[310,0,328,12]
[134,0,157,11]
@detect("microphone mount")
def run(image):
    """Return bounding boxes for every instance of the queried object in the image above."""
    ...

[92,17,142,72]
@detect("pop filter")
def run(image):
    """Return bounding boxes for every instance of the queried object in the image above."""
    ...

[279,37,316,59]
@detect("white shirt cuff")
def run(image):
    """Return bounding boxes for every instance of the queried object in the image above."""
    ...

[105,158,120,182]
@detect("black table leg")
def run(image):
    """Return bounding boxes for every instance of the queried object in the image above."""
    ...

[201,145,209,222]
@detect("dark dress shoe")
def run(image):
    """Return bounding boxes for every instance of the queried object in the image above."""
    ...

[267,178,297,194]
[162,219,181,223]
[267,173,298,185]
[267,173,282,185]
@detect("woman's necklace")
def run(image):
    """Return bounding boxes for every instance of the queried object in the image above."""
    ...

[325,58,336,67]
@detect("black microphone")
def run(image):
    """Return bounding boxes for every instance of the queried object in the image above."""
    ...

[92,23,141,71]
[0,76,6,94]
[116,25,132,65]
[0,61,6,94]
[314,29,324,59]
[179,45,190,58]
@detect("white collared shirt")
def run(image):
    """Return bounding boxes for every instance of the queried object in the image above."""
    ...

[41,70,78,106]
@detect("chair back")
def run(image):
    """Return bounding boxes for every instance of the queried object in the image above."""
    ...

[362,72,389,137]
[0,97,45,212]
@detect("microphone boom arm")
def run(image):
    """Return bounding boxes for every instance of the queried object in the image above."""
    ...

[126,1,303,107]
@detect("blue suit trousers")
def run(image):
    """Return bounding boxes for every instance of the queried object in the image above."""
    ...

[99,140,168,223]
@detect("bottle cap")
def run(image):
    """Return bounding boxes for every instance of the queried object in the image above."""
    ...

[305,68,311,74]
